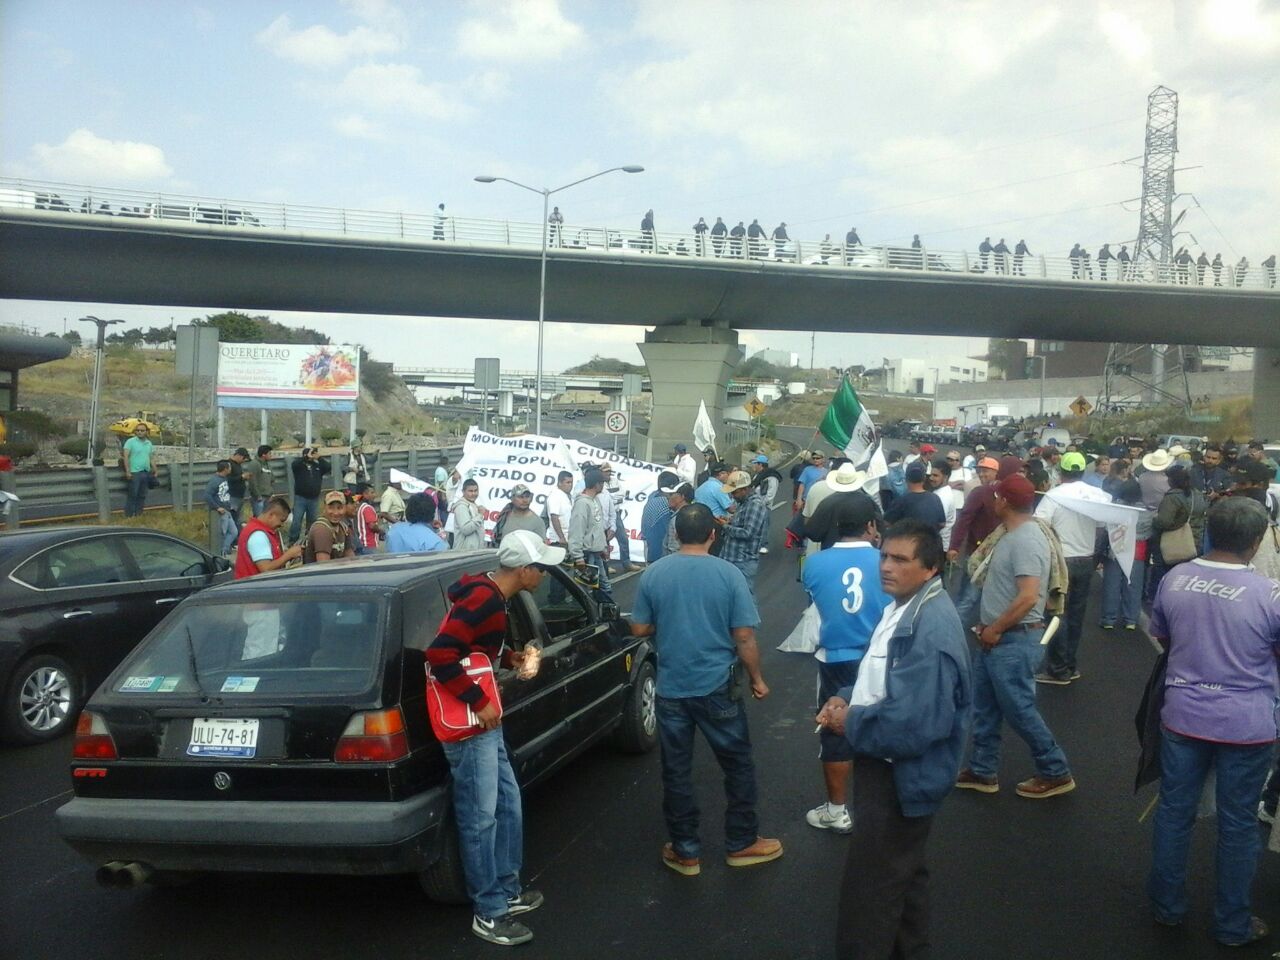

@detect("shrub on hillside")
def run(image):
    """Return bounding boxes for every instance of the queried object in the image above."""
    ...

[57,437,106,461]
[0,441,37,460]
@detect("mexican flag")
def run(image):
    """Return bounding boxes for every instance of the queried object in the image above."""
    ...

[819,377,883,477]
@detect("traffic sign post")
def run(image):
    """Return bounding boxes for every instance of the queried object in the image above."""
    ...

[1070,395,1093,418]
[604,408,630,453]
[744,396,766,418]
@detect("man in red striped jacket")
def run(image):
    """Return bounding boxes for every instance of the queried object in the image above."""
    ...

[426,530,565,948]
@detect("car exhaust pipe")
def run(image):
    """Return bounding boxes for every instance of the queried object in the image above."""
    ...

[95,860,153,888]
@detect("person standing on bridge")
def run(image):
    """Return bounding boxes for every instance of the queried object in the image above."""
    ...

[844,226,862,265]
[1117,244,1131,280]
[1235,256,1249,287]
[771,222,790,260]
[747,219,767,258]
[992,238,1010,274]
[640,209,656,252]
[978,237,992,272]
[911,234,923,268]
[630,503,782,878]
[710,217,727,257]
[1147,497,1279,948]
[816,519,971,959]
[1212,252,1224,285]
[730,220,746,258]
[434,202,446,241]
[121,422,155,518]
[1069,244,1083,279]
[1014,239,1031,276]
[956,474,1076,800]
[693,216,708,255]
[1097,243,1115,280]
[1196,251,1210,285]
[1264,253,1276,288]
[547,205,563,247]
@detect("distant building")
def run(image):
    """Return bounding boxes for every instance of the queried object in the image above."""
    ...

[884,357,987,395]
[1029,341,1253,378]
[751,348,799,368]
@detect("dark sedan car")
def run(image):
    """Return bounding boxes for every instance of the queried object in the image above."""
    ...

[0,526,231,744]
[56,550,656,902]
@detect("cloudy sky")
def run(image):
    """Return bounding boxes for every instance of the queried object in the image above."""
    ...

[2,0,1277,371]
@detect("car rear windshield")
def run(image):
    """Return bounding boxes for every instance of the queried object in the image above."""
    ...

[112,598,385,697]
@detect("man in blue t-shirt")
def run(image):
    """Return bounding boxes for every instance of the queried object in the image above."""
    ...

[694,461,733,519]
[794,449,829,509]
[631,503,782,877]
[801,496,890,834]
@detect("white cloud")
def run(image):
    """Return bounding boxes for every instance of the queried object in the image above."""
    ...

[336,63,467,119]
[31,129,172,181]
[255,13,400,68]
[332,114,385,140]
[457,0,585,62]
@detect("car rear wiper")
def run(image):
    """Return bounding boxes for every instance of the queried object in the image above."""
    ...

[185,624,210,701]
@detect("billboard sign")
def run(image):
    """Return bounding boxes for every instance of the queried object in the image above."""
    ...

[216,343,360,411]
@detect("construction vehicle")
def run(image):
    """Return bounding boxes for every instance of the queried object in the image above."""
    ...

[109,412,163,442]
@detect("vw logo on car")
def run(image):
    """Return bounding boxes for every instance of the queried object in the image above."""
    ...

[213,771,232,791]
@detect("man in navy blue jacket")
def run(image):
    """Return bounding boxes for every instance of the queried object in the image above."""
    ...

[817,519,972,959]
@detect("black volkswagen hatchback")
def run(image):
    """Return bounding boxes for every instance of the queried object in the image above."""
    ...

[56,551,656,901]
[0,526,232,744]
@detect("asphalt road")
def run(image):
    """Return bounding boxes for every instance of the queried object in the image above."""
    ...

[3,446,1278,959]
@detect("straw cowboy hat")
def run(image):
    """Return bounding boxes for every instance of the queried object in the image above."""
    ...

[826,462,868,492]
[1141,449,1173,472]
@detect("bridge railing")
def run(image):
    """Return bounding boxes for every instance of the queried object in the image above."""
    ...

[3,176,1275,292]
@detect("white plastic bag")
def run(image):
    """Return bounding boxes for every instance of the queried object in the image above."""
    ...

[777,602,820,654]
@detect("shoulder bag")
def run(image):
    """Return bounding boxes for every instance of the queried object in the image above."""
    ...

[1159,495,1197,564]
[425,652,502,742]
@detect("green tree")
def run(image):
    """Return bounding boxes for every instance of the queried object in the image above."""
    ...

[201,311,261,342]
[564,355,645,375]
[61,329,82,346]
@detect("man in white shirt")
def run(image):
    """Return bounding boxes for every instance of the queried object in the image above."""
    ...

[543,470,575,545]
[672,443,698,486]
[928,461,957,551]
[1034,451,1112,685]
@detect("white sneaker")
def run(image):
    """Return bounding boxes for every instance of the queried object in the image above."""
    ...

[758,546,769,555]
[805,803,853,834]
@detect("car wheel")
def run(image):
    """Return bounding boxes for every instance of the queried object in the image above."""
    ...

[2,654,80,744]
[418,813,469,905]
[612,658,657,754]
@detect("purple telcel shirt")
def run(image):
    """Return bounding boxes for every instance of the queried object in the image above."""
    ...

[1150,558,1280,744]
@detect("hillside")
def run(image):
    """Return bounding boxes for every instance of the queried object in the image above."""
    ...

[15,346,440,459]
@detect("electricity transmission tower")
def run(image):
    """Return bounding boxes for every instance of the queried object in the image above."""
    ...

[1099,85,1196,419]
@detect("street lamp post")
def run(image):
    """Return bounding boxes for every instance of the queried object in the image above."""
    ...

[79,316,122,464]
[1030,354,1047,416]
[474,165,644,435]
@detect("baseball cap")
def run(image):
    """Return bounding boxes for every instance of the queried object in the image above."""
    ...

[497,529,566,569]
[511,483,533,497]
[674,443,687,453]
[905,461,928,483]
[1235,460,1274,484]
[974,444,987,452]
[919,443,937,455]
[324,490,347,506]
[977,457,1000,471]
[751,454,769,464]
[721,470,753,493]
[1060,452,1087,472]
[995,474,1036,509]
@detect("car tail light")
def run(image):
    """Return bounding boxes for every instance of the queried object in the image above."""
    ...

[334,707,409,763]
[73,712,118,760]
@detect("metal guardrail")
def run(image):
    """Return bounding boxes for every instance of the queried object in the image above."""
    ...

[3,177,1276,292]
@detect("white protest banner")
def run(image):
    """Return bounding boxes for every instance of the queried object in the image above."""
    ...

[453,427,667,558]
[1044,489,1145,581]
[388,468,428,494]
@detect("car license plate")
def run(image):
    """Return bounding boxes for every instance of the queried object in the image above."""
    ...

[187,718,259,758]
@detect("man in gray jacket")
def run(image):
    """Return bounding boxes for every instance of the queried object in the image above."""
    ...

[568,466,613,603]
[817,519,972,959]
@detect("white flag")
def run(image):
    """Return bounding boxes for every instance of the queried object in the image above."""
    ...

[388,468,428,494]
[693,400,717,454]
[1044,489,1145,581]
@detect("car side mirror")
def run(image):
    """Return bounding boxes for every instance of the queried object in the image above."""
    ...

[598,602,620,622]
[210,556,232,574]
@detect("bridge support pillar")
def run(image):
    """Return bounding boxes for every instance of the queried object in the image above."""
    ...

[638,322,741,463]
[1253,348,1280,440]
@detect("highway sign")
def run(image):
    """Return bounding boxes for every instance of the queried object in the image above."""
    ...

[604,410,630,435]
[744,396,766,417]
[1070,395,1093,417]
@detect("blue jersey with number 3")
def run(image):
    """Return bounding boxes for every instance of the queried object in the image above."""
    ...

[801,542,891,663]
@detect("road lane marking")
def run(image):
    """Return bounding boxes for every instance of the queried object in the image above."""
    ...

[0,789,72,822]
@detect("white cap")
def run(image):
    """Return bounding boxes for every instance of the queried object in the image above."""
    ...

[497,529,566,569]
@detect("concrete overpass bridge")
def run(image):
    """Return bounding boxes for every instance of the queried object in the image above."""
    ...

[2,178,1277,452]
[393,365,772,397]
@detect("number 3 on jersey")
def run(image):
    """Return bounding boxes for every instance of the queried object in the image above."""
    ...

[841,566,864,614]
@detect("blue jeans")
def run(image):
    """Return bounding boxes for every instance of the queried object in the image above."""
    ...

[212,510,237,555]
[614,509,631,566]
[1041,557,1094,679]
[440,728,524,920]
[1148,730,1272,942]
[734,558,759,599]
[289,495,319,542]
[252,497,269,517]
[657,683,760,857]
[583,550,614,604]
[125,471,151,517]
[1100,556,1143,626]
[967,627,1071,780]
[952,562,982,631]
